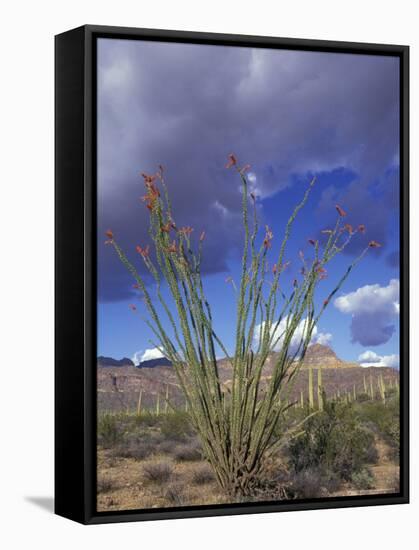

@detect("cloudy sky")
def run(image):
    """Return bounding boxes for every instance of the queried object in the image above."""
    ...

[97,38,400,368]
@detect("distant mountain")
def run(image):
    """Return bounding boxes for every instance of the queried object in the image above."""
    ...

[97,343,399,414]
[301,343,358,369]
[97,356,134,367]
[138,357,172,369]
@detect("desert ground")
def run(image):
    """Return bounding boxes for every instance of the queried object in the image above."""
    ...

[97,345,400,512]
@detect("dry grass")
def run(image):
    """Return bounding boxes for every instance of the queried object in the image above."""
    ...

[142,460,174,484]
[96,408,400,511]
[191,463,215,485]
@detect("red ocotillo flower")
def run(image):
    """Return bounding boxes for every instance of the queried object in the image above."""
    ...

[323,299,329,307]
[272,263,278,275]
[136,245,150,258]
[179,226,194,236]
[240,164,251,174]
[316,266,328,280]
[225,153,238,169]
[105,229,114,240]
[336,204,347,217]
[141,172,157,185]
[161,222,172,233]
[167,240,177,253]
[141,173,160,211]
[358,224,366,233]
[369,240,381,248]
[132,283,140,289]
[263,225,273,249]
[129,304,137,311]
[344,224,354,235]
[308,239,317,247]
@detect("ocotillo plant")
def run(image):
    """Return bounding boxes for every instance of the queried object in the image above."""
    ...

[106,154,376,497]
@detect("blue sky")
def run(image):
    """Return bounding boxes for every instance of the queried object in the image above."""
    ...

[97,39,400,368]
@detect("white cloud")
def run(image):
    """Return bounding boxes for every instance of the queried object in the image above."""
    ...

[334,279,399,346]
[253,317,326,356]
[132,347,164,366]
[212,200,229,217]
[358,350,399,369]
[313,332,333,346]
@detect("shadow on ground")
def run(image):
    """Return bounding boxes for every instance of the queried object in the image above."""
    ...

[25,496,54,513]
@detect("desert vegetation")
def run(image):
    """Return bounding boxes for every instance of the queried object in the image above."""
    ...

[97,385,399,511]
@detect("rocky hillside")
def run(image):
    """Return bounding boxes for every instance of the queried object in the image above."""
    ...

[97,345,398,413]
[300,343,359,369]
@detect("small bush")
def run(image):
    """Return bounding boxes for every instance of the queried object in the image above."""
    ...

[158,439,179,455]
[142,460,174,484]
[287,400,378,481]
[355,398,400,452]
[112,440,154,461]
[287,468,340,499]
[97,476,116,493]
[351,469,374,490]
[160,411,193,441]
[98,414,123,448]
[356,392,371,403]
[174,441,202,461]
[191,464,215,485]
[164,483,185,506]
[132,411,160,428]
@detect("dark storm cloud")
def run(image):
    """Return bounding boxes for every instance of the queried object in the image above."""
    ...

[97,39,399,301]
[315,166,400,256]
[386,250,400,268]
[334,279,399,346]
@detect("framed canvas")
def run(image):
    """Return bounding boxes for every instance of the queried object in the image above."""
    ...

[55,25,409,524]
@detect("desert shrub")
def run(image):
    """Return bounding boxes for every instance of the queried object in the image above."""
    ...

[191,463,215,485]
[142,460,174,484]
[174,441,202,461]
[288,401,378,481]
[111,439,154,461]
[132,411,161,428]
[160,411,193,441]
[97,476,116,493]
[158,439,179,455]
[287,468,340,499]
[164,483,185,506]
[356,398,400,453]
[98,413,124,448]
[356,392,371,403]
[108,158,373,498]
[351,469,374,490]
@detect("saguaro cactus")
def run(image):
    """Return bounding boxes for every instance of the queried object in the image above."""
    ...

[107,156,373,497]
[378,374,386,403]
[308,366,314,409]
[137,389,143,416]
[317,366,323,411]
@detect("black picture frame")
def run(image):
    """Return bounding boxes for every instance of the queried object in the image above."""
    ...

[55,24,409,525]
